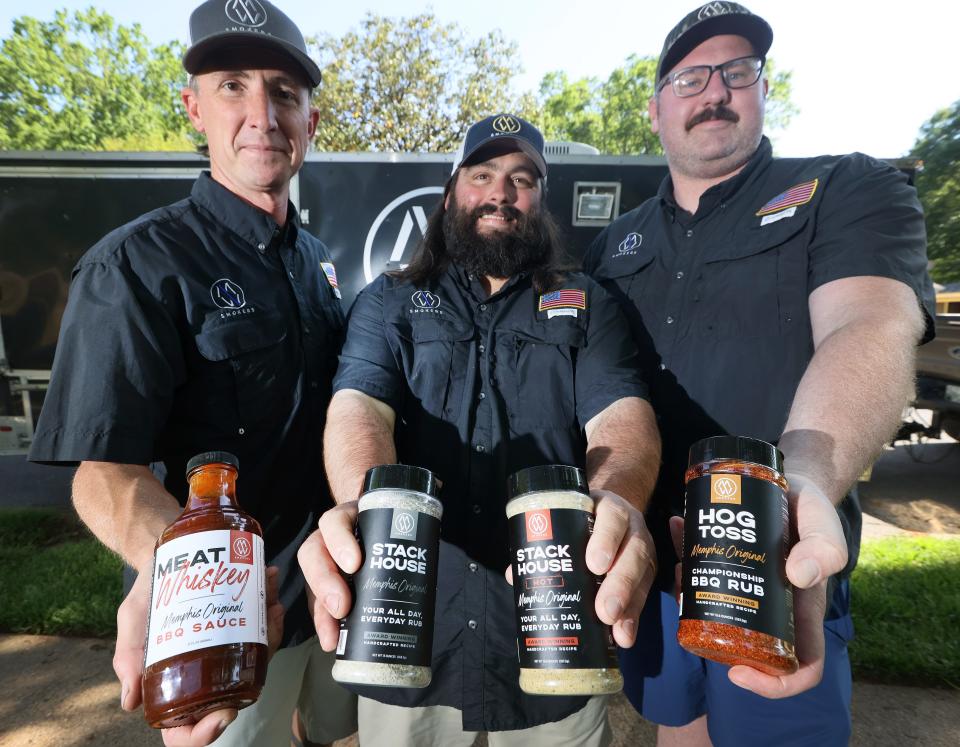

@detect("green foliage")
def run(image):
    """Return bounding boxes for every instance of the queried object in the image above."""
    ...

[308,12,536,152]
[911,100,960,284]
[0,8,192,151]
[0,509,122,637]
[850,536,960,686]
[539,55,797,155]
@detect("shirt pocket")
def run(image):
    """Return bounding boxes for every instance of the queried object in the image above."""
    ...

[699,216,809,340]
[392,318,474,422]
[507,322,586,430]
[194,313,291,430]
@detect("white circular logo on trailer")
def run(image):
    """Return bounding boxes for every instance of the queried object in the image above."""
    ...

[363,187,444,283]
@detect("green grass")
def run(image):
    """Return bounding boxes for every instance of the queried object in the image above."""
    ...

[850,536,960,687]
[0,508,123,637]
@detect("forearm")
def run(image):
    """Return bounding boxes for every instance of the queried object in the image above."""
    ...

[72,462,181,574]
[584,396,661,511]
[780,300,923,504]
[323,388,397,504]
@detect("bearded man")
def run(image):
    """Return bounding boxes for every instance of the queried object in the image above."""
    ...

[297,114,662,746]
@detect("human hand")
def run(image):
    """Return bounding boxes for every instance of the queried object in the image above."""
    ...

[115,565,283,745]
[297,501,361,652]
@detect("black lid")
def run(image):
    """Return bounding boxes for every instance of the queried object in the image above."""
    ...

[507,464,589,499]
[362,464,438,497]
[186,450,239,477]
[688,436,783,473]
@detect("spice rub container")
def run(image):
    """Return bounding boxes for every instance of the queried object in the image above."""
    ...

[332,464,442,688]
[506,464,622,695]
[678,436,799,675]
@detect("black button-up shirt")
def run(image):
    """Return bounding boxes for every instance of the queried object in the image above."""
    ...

[30,172,344,645]
[332,264,647,730]
[584,137,935,599]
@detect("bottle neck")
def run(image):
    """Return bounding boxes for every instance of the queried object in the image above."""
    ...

[185,465,239,510]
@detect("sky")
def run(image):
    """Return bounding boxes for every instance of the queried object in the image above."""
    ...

[2,0,958,158]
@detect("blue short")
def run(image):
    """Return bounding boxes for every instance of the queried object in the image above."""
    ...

[619,580,853,747]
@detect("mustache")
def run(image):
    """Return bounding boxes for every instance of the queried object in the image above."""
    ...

[686,105,739,131]
[471,203,524,222]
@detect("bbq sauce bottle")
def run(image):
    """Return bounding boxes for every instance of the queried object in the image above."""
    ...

[142,451,268,728]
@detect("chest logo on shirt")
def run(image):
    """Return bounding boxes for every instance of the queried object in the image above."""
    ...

[756,178,819,218]
[210,278,246,309]
[616,232,642,257]
[320,261,342,299]
[410,290,443,314]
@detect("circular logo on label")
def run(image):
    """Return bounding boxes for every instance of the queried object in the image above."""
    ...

[363,187,445,283]
[714,477,739,498]
[393,512,415,535]
[232,536,252,558]
[224,0,268,28]
[411,290,440,309]
[492,115,521,134]
[527,513,549,535]
[211,278,246,309]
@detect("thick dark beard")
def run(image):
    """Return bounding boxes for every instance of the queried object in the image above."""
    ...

[442,197,549,280]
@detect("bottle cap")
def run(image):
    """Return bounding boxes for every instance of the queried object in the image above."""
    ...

[688,436,784,473]
[362,464,438,497]
[186,451,240,478]
[507,464,589,499]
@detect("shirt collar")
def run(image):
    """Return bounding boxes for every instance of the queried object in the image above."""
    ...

[451,263,529,302]
[191,171,300,252]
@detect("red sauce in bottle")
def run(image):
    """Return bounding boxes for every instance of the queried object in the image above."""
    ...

[142,451,267,728]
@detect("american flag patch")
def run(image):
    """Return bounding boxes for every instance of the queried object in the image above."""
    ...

[755,179,819,216]
[539,289,586,312]
[320,262,338,288]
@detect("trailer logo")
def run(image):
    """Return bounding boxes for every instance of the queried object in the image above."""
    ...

[616,232,642,256]
[225,0,267,27]
[411,291,440,309]
[492,115,521,134]
[211,278,246,309]
[364,187,444,283]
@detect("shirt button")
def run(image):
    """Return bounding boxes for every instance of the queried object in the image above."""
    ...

[472,504,482,514]
[288,271,295,280]
[676,271,684,279]
[666,316,675,324]
[686,229,694,238]
[468,562,478,572]
[478,392,485,400]
[310,380,318,389]
[304,326,311,335]
[238,427,245,435]
[479,304,487,311]
[659,363,667,371]
[475,444,485,453]
[478,344,485,353]
[467,619,478,630]
[257,242,266,251]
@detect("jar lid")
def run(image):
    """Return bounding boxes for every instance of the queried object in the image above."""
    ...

[688,436,783,473]
[507,464,589,499]
[185,450,239,477]
[362,464,438,497]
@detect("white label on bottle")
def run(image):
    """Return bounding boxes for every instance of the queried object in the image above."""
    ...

[144,529,266,668]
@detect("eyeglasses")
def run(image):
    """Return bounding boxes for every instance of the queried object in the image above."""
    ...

[658,56,765,98]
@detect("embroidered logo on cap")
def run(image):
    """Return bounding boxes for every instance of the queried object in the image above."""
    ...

[211,278,246,309]
[698,2,736,20]
[492,115,521,134]
[756,178,819,217]
[225,0,268,27]
[616,232,642,256]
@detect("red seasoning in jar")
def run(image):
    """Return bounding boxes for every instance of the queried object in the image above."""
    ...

[678,436,799,676]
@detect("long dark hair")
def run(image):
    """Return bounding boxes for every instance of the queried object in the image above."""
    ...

[393,173,578,294]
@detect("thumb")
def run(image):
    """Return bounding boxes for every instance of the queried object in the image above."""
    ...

[114,572,150,711]
[785,476,847,589]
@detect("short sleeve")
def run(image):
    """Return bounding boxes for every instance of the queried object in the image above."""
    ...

[573,278,649,426]
[331,277,404,411]
[29,258,184,465]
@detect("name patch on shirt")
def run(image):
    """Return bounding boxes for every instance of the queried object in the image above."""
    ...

[538,289,586,313]
[755,178,818,217]
[320,262,342,299]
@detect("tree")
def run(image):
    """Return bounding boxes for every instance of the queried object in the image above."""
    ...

[0,8,192,151]
[539,55,797,155]
[308,12,536,152]
[911,100,960,284]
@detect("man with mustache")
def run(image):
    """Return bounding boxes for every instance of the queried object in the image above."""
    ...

[29,2,357,745]
[298,114,661,745]
[584,3,934,745]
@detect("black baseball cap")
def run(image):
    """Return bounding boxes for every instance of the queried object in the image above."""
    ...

[451,114,547,178]
[657,2,773,85]
[183,0,322,88]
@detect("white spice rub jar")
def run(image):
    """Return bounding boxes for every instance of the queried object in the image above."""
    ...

[332,464,442,688]
[505,464,623,695]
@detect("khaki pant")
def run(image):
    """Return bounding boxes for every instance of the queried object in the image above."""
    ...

[357,695,611,747]
[213,636,358,746]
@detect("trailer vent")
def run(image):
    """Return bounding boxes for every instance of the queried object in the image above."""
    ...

[544,141,601,156]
